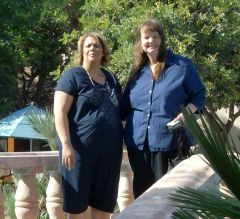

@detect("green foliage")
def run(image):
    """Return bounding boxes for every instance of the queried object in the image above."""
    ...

[0,40,17,118]
[1,172,20,219]
[77,0,240,117]
[3,183,16,219]
[171,187,240,218]
[1,171,50,219]
[0,174,17,219]
[151,1,240,112]
[109,44,133,86]
[0,0,79,109]
[79,0,152,82]
[1,0,240,131]
[184,107,240,198]
[26,108,58,151]
[170,107,240,218]
[50,50,78,80]
[36,172,50,219]
[1,1,240,217]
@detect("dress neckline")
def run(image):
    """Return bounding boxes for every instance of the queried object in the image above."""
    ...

[82,66,106,86]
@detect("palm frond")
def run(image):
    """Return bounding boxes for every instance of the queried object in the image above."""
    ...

[25,107,58,151]
[170,187,240,218]
[170,108,240,218]
[3,183,16,219]
[182,107,240,200]
[171,209,198,219]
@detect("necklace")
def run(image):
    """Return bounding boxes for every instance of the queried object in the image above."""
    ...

[84,68,96,86]
[83,67,106,87]
[83,66,119,107]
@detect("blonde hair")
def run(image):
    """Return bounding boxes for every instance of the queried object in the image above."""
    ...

[130,19,167,81]
[76,32,110,67]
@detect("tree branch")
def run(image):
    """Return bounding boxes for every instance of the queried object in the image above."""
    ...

[205,102,225,127]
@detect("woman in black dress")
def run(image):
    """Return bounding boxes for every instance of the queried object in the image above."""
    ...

[54,32,123,219]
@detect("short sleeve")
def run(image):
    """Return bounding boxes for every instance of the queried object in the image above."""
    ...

[55,69,79,97]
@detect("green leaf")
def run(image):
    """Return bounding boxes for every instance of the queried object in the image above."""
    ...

[170,108,240,218]
[25,107,58,151]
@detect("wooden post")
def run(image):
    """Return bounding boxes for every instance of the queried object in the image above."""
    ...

[8,138,15,152]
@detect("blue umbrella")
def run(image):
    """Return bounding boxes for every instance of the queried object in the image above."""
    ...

[0,105,46,142]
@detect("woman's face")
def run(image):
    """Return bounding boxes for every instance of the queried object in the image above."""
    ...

[83,36,103,65]
[140,30,161,59]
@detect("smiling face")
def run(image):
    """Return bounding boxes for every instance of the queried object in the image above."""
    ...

[82,36,104,66]
[140,30,161,60]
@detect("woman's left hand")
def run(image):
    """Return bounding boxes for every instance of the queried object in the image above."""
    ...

[174,103,198,122]
[174,113,184,122]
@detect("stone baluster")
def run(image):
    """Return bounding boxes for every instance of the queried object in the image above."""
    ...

[46,171,65,219]
[117,160,134,211]
[15,167,42,219]
[0,168,11,219]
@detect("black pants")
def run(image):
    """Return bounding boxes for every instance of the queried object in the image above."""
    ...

[127,141,171,199]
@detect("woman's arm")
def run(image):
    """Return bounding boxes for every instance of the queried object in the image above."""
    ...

[54,91,74,170]
[175,60,206,122]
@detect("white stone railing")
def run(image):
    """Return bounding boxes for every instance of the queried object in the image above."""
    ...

[0,151,134,219]
[0,152,222,219]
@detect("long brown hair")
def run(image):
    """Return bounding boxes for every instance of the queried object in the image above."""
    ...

[76,32,110,67]
[130,19,167,81]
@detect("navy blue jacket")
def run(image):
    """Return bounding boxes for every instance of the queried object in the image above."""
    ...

[121,50,206,151]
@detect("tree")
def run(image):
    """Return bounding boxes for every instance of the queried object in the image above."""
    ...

[0,1,18,117]
[0,40,17,117]
[1,0,239,135]
[170,0,240,138]
[0,0,83,118]
[78,0,240,137]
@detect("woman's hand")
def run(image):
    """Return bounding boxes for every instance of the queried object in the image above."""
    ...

[174,103,198,122]
[62,143,75,171]
[173,113,184,122]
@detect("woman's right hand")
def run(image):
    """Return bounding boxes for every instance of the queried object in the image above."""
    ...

[62,144,75,171]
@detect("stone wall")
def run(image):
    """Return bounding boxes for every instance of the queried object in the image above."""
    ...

[115,155,220,219]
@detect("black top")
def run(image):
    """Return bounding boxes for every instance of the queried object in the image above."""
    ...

[56,66,123,152]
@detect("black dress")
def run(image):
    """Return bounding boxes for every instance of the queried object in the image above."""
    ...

[56,66,123,214]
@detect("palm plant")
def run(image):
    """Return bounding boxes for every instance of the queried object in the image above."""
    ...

[2,180,16,219]
[170,107,240,218]
[25,107,58,151]
[2,172,50,219]
[25,108,58,219]
[36,172,50,219]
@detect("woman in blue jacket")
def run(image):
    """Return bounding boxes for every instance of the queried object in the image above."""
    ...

[121,19,206,198]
